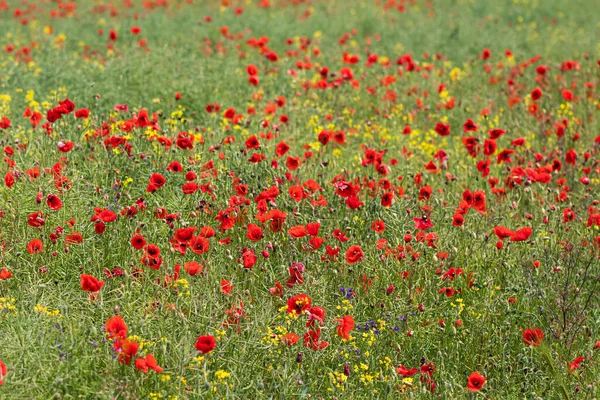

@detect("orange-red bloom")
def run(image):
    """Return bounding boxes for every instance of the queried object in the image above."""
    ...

[335,315,355,339]
[286,294,312,314]
[345,245,364,264]
[0,360,6,386]
[195,335,216,354]
[281,332,300,345]
[523,328,544,346]
[467,372,486,392]
[105,316,128,339]
[80,274,104,293]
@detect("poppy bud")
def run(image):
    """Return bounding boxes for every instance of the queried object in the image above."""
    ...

[386,285,395,295]
[344,364,350,376]
[95,221,106,234]
[296,353,302,363]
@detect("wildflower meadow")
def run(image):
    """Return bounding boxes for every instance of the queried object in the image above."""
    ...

[0,0,600,398]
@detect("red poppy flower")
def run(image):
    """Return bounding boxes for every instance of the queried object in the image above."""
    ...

[241,248,257,269]
[97,209,117,223]
[246,64,258,76]
[189,236,210,254]
[493,226,514,240]
[335,315,355,339]
[396,365,418,377]
[105,315,128,339]
[65,232,83,244]
[135,357,149,374]
[467,372,486,392]
[568,356,585,371]
[182,182,198,194]
[173,227,196,243]
[303,222,319,237]
[420,362,436,376]
[371,219,385,233]
[435,122,451,136]
[303,328,329,351]
[0,269,12,280]
[27,211,45,227]
[419,186,432,201]
[246,223,264,241]
[489,128,506,139]
[195,335,216,354]
[248,153,266,163]
[288,225,309,238]
[220,279,233,295]
[198,226,215,238]
[166,161,183,173]
[143,354,163,373]
[452,214,465,227]
[59,98,75,113]
[80,274,104,293]
[413,216,434,230]
[381,191,394,207]
[286,293,312,314]
[288,185,306,202]
[245,135,260,149]
[131,235,146,250]
[565,149,577,166]
[510,227,532,242]
[74,108,89,119]
[281,332,300,346]
[46,193,63,210]
[0,360,6,386]
[184,261,203,276]
[531,87,542,101]
[0,117,11,129]
[345,245,364,264]
[463,119,478,132]
[117,338,139,365]
[275,141,290,157]
[562,89,573,102]
[307,306,326,327]
[147,173,166,193]
[145,244,161,259]
[27,238,43,254]
[286,156,302,170]
[523,328,544,346]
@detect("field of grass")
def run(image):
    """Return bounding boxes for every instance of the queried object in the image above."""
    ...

[1,0,600,398]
